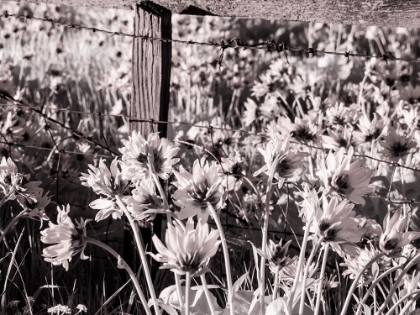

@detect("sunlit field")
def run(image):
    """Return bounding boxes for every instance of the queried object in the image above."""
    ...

[2,2,420,314]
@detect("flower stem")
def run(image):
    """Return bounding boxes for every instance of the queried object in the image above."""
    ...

[86,238,153,315]
[375,252,420,315]
[340,252,386,315]
[355,264,402,315]
[0,188,15,209]
[260,181,274,315]
[272,265,280,301]
[207,203,234,315]
[0,210,27,244]
[115,195,161,315]
[201,274,216,315]
[299,239,323,315]
[384,289,420,315]
[151,173,171,223]
[175,273,184,307]
[314,244,329,315]
[290,218,312,306]
[185,272,191,315]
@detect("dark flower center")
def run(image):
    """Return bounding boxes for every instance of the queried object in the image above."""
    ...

[391,141,409,157]
[365,129,381,142]
[319,220,338,241]
[383,238,399,251]
[276,158,291,177]
[291,126,316,142]
[333,174,349,192]
[137,150,164,174]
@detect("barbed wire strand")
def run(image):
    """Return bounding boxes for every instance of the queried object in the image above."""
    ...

[1,13,420,64]
[1,93,420,173]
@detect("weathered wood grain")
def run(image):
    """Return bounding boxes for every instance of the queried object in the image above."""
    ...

[5,0,420,28]
[130,1,171,136]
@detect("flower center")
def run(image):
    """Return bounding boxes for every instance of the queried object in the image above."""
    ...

[391,141,409,157]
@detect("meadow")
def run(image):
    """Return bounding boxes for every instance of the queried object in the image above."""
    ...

[2,1,420,314]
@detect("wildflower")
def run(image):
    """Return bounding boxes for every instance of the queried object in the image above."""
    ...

[306,196,366,256]
[354,113,388,143]
[119,131,180,182]
[341,246,391,285]
[150,219,220,276]
[379,129,416,163]
[172,158,225,222]
[75,304,87,314]
[379,208,420,255]
[219,152,246,191]
[265,239,294,270]
[254,133,308,187]
[0,157,42,201]
[317,147,373,205]
[325,102,360,128]
[47,304,72,314]
[126,178,164,221]
[322,127,354,150]
[40,204,90,271]
[242,98,258,127]
[275,116,322,144]
[81,158,130,221]
[400,84,420,105]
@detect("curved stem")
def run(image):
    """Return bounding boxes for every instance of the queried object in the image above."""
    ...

[0,210,27,244]
[299,239,323,315]
[314,244,329,315]
[207,203,234,315]
[340,252,386,315]
[201,274,216,315]
[115,195,161,315]
[151,173,171,223]
[185,272,191,315]
[86,238,152,315]
[355,264,402,315]
[0,188,15,209]
[375,252,420,315]
[384,289,420,315]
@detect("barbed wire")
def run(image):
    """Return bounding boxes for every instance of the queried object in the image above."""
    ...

[1,92,420,173]
[1,12,420,65]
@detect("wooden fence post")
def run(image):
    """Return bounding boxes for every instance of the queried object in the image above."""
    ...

[123,0,172,280]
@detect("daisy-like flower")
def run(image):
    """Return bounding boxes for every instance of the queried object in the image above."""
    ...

[354,113,388,143]
[242,98,258,127]
[219,152,246,191]
[305,196,366,256]
[150,219,220,276]
[80,158,130,221]
[254,133,308,187]
[0,157,42,202]
[275,116,322,144]
[119,131,180,182]
[379,208,420,255]
[80,158,129,198]
[126,178,164,221]
[400,84,420,105]
[265,239,294,270]
[325,102,360,128]
[379,128,416,162]
[341,245,391,285]
[317,147,373,205]
[322,126,354,151]
[40,204,90,271]
[172,158,225,222]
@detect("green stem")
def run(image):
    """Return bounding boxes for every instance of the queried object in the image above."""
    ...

[207,203,234,315]
[151,172,171,223]
[115,195,161,315]
[0,210,27,244]
[86,238,152,315]
[340,253,386,315]
[314,244,329,315]
[185,272,191,315]
[299,239,323,315]
[201,274,216,315]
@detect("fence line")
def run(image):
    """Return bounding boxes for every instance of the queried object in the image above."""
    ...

[1,92,419,173]
[1,12,420,64]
